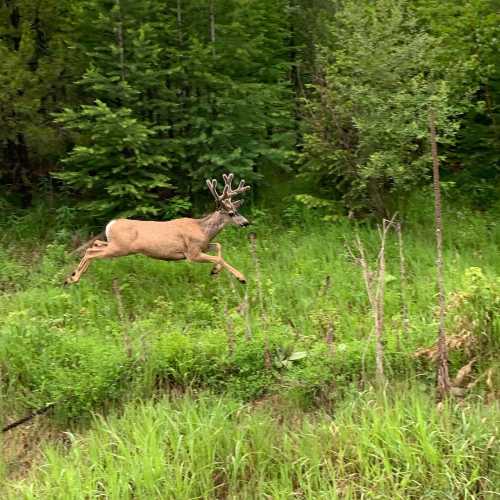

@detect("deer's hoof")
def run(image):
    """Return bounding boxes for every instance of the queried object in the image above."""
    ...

[64,273,78,286]
[238,276,247,284]
[211,264,223,276]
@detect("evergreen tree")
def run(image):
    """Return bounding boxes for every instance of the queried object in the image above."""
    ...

[54,0,295,217]
[53,0,184,219]
[0,0,79,204]
[159,0,295,195]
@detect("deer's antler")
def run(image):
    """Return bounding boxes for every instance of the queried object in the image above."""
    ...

[207,173,250,207]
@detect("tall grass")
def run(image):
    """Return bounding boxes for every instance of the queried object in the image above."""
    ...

[0,197,498,496]
[0,198,498,418]
[2,388,498,499]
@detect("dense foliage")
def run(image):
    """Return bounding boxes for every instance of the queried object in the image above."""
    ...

[0,199,498,418]
[1,1,499,495]
[1,0,498,216]
[0,200,498,495]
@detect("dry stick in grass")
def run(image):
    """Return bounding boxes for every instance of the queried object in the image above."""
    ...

[248,232,271,368]
[429,109,451,400]
[395,221,409,351]
[248,232,265,319]
[242,288,252,341]
[1,402,57,434]
[112,278,133,359]
[374,219,391,384]
[287,319,300,342]
[346,234,372,384]
[224,304,235,356]
[230,278,252,340]
[320,275,335,354]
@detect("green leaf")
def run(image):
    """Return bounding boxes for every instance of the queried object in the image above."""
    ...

[288,352,308,361]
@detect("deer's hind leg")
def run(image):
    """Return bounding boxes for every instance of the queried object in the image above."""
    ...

[65,242,124,285]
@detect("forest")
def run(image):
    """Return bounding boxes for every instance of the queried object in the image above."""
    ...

[0,0,499,498]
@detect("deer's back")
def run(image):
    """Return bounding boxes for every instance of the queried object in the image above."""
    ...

[106,218,206,260]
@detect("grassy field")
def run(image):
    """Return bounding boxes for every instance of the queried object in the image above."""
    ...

[3,389,499,499]
[0,196,498,497]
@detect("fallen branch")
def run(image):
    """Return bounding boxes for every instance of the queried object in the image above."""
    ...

[2,402,56,434]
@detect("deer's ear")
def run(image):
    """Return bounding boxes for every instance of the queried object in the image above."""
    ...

[233,199,243,209]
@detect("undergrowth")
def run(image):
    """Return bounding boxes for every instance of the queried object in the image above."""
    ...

[0,197,498,496]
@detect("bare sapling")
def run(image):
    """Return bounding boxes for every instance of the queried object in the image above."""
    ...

[230,278,252,340]
[319,275,335,354]
[396,221,409,350]
[65,173,251,286]
[248,232,271,367]
[248,232,266,320]
[348,216,396,386]
[429,109,451,399]
[241,289,252,341]
[112,278,133,359]
[224,304,235,356]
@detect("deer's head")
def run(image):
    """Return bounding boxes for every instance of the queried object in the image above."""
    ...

[206,173,251,227]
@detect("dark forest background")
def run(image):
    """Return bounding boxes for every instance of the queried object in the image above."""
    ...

[1,0,498,221]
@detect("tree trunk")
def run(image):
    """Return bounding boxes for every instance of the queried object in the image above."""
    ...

[374,220,389,385]
[114,0,126,83]
[396,221,409,349]
[428,109,451,400]
[288,6,303,153]
[177,0,183,45]
[209,0,215,57]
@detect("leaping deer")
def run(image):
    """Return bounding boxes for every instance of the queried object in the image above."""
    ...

[65,173,251,285]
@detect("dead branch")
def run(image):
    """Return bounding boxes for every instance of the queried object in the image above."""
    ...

[2,402,56,434]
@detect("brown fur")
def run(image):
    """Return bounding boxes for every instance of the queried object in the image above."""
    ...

[65,175,250,285]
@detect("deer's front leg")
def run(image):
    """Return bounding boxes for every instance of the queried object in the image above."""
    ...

[207,243,223,276]
[186,249,246,284]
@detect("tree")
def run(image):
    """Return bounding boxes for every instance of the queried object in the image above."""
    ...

[0,0,80,204]
[160,0,295,194]
[54,101,173,218]
[415,0,500,209]
[53,0,185,219]
[301,0,460,215]
[302,0,476,396]
[428,108,450,399]
[53,0,296,218]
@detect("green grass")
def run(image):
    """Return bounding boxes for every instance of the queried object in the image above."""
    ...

[2,388,498,499]
[0,196,498,496]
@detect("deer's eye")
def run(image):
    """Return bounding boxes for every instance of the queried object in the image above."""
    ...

[228,211,235,216]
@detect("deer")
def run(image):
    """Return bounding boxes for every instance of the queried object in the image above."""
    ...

[64,173,251,285]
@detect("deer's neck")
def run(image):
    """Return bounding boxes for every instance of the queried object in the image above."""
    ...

[198,211,227,241]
